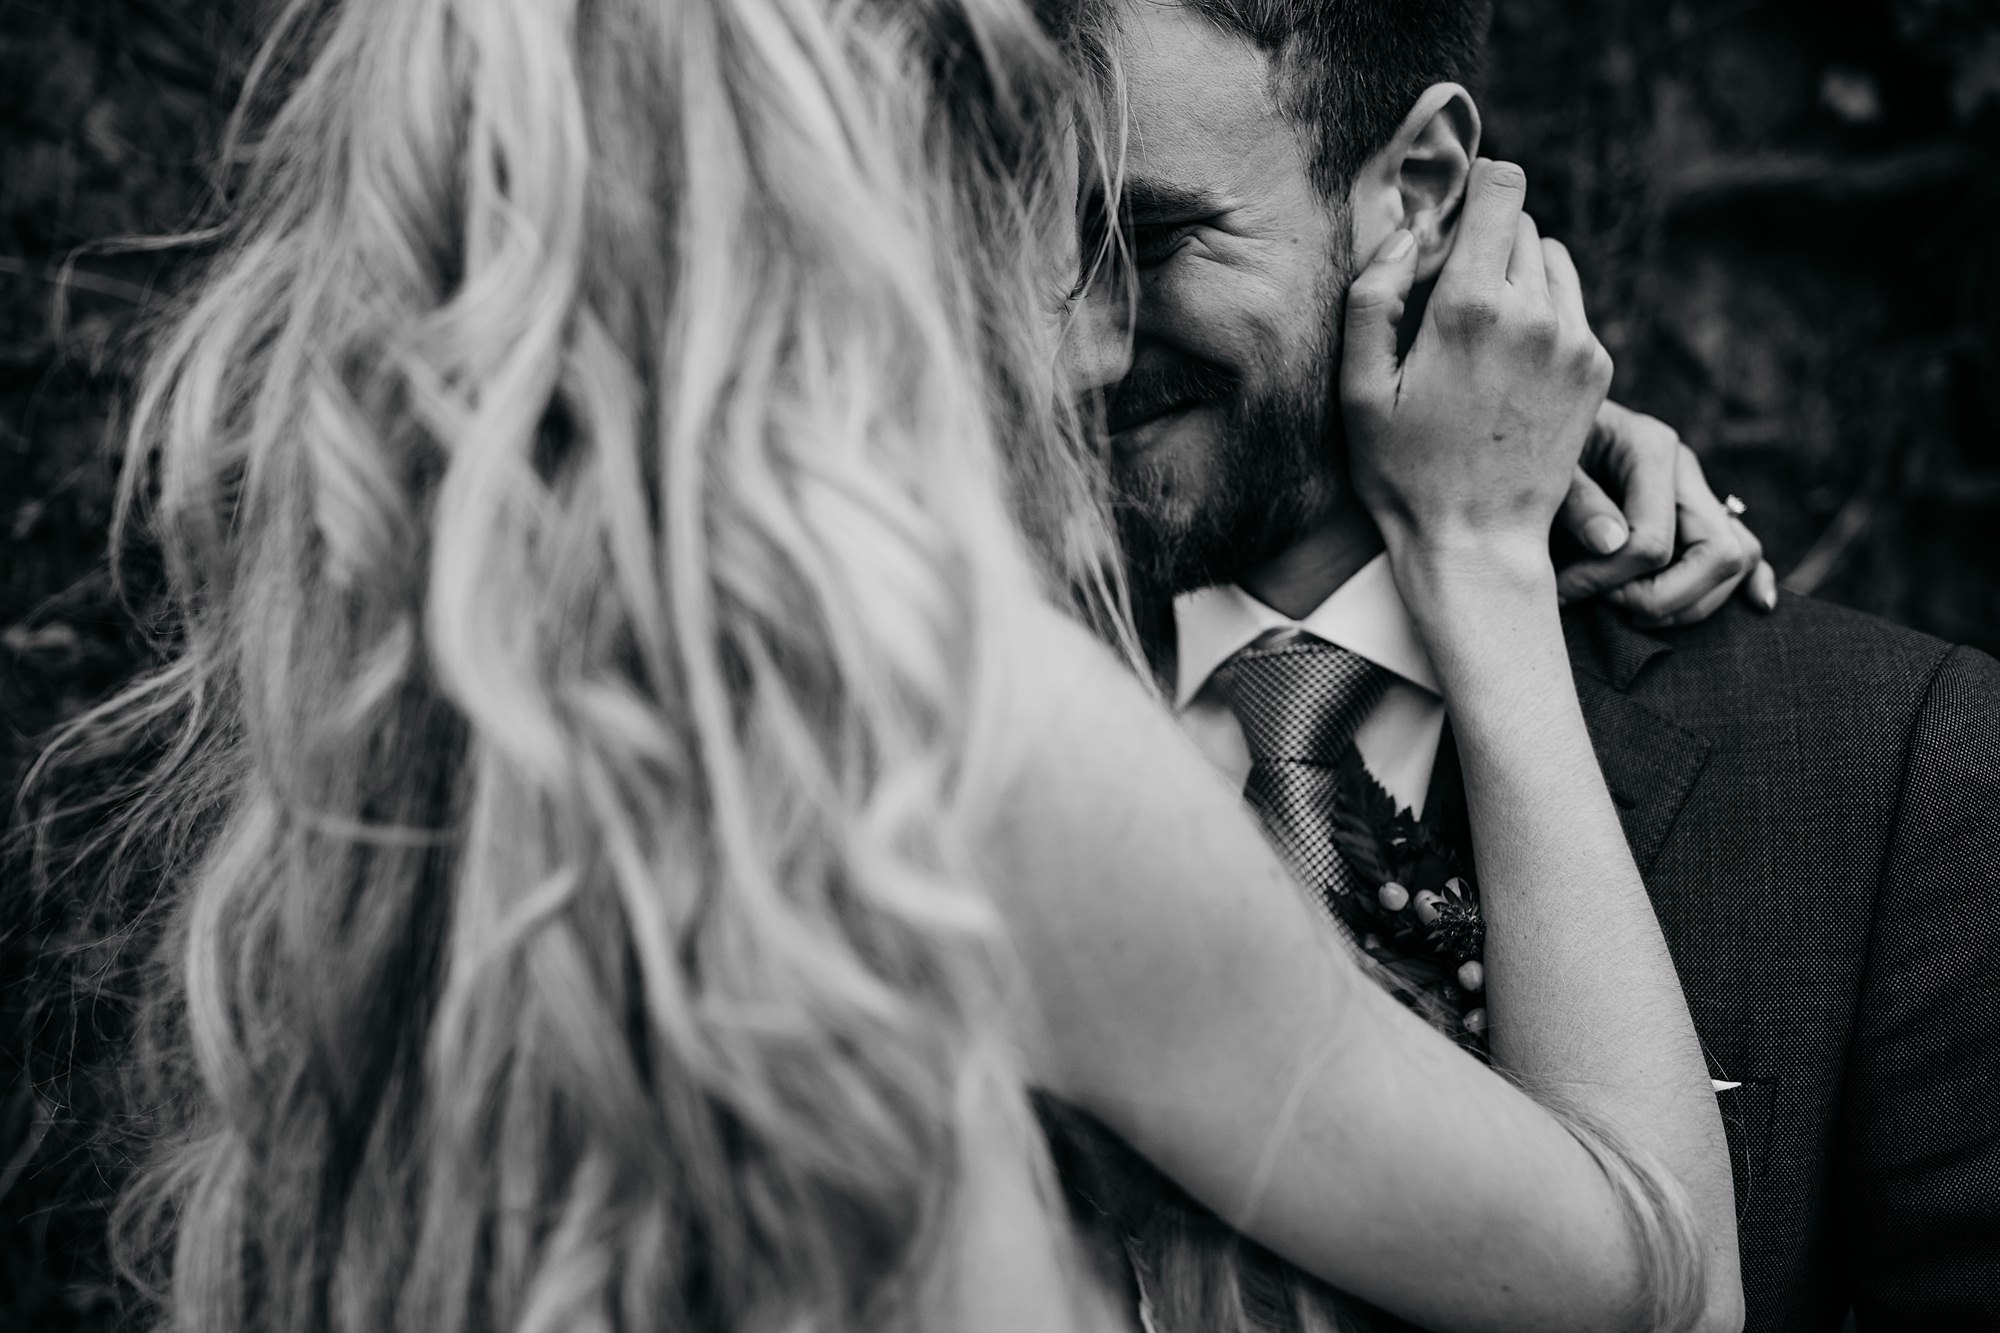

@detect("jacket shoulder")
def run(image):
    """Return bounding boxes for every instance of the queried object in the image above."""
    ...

[1661,594,1955,686]
[1563,596,1991,795]
[1566,595,1962,707]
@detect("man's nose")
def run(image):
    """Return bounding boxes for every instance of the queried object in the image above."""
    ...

[1059,280,1135,398]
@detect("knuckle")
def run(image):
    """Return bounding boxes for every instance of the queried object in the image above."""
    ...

[1620,585,1666,618]
[1443,290,1504,332]
[1691,539,1732,577]
[1576,339,1614,386]
[1517,307,1560,348]
[1484,161,1528,195]
[1626,529,1674,571]
[1625,418,1673,461]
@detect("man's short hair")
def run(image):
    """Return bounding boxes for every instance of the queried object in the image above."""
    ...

[1184,0,1494,197]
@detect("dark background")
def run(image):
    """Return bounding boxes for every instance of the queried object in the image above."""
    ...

[3,0,1997,1327]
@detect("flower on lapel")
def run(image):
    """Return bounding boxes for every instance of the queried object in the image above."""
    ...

[1326,746,1485,972]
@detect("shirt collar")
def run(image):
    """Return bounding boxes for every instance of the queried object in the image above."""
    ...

[1171,552,1442,710]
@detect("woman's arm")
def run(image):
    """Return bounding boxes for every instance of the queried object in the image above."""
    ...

[1342,159,1739,1329]
[1404,553,1740,1329]
[982,162,1736,1333]
[984,604,1692,1333]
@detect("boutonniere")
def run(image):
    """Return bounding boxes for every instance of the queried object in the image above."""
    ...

[1325,745,1488,1034]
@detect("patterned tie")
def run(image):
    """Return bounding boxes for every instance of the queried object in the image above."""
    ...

[1211,632,1390,937]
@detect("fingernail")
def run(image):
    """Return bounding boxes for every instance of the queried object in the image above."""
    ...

[1582,516,1628,555]
[1382,229,1415,263]
[1754,572,1779,612]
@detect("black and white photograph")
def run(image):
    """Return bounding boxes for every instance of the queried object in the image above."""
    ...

[4,1,1997,1330]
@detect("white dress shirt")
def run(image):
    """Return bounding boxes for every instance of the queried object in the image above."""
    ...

[1173,552,1446,816]
[1176,559,1745,1103]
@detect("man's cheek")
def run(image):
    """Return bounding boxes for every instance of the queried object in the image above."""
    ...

[1141,268,1267,373]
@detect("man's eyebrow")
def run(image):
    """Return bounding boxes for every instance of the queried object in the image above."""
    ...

[1118,179,1225,220]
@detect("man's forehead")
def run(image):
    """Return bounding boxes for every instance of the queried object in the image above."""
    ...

[1112,0,1300,198]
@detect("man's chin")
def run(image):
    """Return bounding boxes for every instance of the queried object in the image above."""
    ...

[1103,368,1342,597]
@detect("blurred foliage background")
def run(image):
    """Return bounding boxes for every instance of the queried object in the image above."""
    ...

[3,0,1997,1328]
[1486,0,2000,654]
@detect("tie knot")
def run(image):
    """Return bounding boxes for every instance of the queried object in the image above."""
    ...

[1212,637,1388,765]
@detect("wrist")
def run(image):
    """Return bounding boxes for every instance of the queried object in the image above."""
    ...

[1382,529,1559,617]
[1382,533,1567,696]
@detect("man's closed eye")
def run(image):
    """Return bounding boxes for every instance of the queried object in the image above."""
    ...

[1129,220,1201,267]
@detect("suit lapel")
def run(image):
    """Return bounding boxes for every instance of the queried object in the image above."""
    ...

[1560,604,1713,874]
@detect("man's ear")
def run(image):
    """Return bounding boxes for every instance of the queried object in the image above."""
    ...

[1348,83,1481,284]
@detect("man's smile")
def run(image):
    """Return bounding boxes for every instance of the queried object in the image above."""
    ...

[1103,357,1237,443]
[1108,400,1226,463]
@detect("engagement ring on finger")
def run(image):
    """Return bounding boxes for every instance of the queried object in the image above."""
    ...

[1724,494,1749,518]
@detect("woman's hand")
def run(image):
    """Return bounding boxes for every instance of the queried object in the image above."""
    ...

[1557,401,1780,621]
[1340,159,1612,585]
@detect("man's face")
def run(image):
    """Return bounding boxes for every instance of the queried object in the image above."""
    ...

[1093,0,1353,595]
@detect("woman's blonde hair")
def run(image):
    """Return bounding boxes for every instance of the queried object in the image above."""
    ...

[37,0,1132,1328]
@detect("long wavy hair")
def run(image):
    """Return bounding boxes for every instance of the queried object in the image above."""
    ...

[20,0,1137,1329]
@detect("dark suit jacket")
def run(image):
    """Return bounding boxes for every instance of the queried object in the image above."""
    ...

[1559,594,2000,1332]
[1068,593,2000,1333]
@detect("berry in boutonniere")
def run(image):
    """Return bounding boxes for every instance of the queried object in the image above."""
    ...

[1324,746,1489,1050]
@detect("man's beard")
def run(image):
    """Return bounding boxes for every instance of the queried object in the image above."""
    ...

[1108,304,1346,600]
